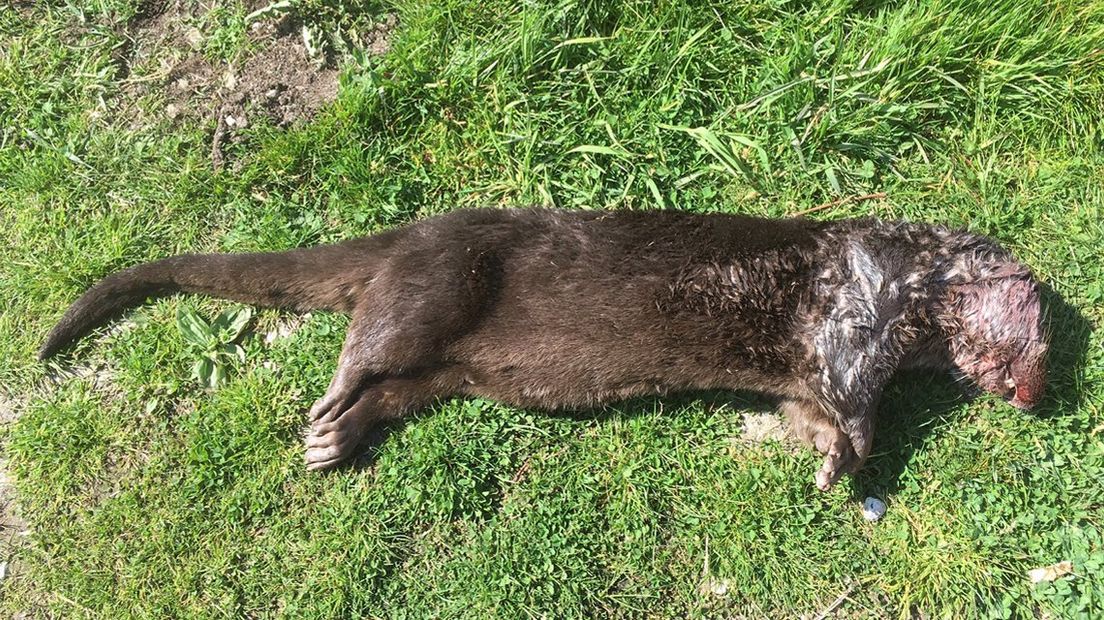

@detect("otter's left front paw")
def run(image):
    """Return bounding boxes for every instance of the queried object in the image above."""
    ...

[814,447,855,491]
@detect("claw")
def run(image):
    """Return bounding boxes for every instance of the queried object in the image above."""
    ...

[309,385,362,422]
[305,444,347,466]
[305,456,348,471]
[309,394,341,423]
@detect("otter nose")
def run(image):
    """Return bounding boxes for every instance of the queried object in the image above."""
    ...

[1009,379,1042,410]
[1008,358,1045,410]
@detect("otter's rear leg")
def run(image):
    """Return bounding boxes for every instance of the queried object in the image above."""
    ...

[308,303,456,425]
[309,249,496,425]
[307,315,392,425]
[303,273,486,467]
[302,318,444,469]
[782,398,857,491]
[305,375,439,470]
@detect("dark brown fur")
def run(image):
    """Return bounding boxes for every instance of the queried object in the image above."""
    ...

[39,208,1048,489]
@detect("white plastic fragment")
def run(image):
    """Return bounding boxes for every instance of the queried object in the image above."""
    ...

[861,496,886,521]
[698,577,731,598]
[1029,560,1073,583]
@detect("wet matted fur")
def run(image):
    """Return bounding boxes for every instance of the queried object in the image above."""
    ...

[39,208,1048,489]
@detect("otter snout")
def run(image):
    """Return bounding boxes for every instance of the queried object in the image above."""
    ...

[1009,385,1042,410]
[1008,363,1045,410]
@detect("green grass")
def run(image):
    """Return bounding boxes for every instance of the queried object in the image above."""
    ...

[2,0,1103,617]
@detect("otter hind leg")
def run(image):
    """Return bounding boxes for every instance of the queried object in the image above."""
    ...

[307,312,425,426]
[309,250,494,426]
[303,283,477,469]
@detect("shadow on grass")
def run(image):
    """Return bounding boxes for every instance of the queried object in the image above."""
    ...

[345,423,406,471]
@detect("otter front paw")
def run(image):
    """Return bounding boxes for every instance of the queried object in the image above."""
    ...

[815,453,847,491]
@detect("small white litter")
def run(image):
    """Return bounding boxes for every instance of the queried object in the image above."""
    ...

[861,496,886,521]
[1028,560,1073,583]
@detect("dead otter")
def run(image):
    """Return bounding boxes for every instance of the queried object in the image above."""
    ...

[39,208,1048,489]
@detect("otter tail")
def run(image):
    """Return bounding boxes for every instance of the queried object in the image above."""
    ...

[38,240,376,360]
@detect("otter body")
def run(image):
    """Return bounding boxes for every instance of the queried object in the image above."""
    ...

[40,208,1048,489]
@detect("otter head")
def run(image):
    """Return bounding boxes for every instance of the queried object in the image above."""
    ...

[940,263,1048,410]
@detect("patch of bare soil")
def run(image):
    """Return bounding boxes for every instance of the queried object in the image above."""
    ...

[0,393,29,600]
[739,412,790,444]
[727,411,803,458]
[117,1,397,168]
[208,19,344,169]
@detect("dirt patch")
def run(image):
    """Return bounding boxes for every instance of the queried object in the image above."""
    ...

[0,393,30,601]
[361,13,397,57]
[208,18,344,169]
[0,465,27,549]
[739,412,790,444]
[726,411,800,460]
[0,393,21,428]
[116,1,397,167]
[262,312,309,344]
[228,30,340,128]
